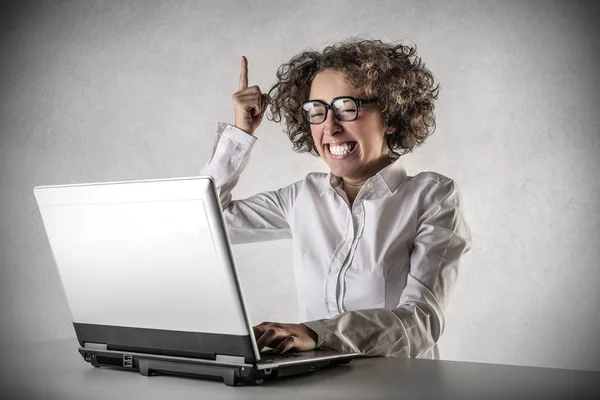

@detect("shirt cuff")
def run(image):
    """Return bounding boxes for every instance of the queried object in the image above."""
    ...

[216,122,257,148]
[301,320,333,349]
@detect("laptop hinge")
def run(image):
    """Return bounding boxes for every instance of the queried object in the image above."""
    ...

[215,354,246,364]
[84,342,108,351]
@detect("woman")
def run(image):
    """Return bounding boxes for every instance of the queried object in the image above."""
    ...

[200,39,472,358]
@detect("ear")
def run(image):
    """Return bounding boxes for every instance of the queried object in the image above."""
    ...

[385,126,395,135]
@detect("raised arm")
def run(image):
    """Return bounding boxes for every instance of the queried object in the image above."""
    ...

[200,57,297,245]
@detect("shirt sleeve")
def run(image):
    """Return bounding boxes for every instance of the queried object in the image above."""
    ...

[200,123,301,244]
[302,178,472,357]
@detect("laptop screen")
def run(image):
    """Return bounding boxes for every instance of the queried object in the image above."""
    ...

[34,177,252,337]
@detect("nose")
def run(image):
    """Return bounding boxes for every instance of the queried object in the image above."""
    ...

[322,108,342,137]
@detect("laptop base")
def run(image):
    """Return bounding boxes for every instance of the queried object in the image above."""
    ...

[79,347,352,386]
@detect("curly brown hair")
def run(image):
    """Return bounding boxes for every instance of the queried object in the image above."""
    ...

[267,38,440,157]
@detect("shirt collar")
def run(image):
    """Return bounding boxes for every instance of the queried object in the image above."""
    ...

[320,156,408,196]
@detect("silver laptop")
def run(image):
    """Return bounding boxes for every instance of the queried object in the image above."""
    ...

[33,176,358,386]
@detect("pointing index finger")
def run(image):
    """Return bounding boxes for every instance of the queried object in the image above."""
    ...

[239,56,248,90]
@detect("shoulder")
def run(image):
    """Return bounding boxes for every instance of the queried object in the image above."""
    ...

[303,172,329,186]
[410,171,454,186]
[275,172,328,197]
[406,171,462,204]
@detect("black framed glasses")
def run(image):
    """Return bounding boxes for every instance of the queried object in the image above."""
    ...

[299,96,376,124]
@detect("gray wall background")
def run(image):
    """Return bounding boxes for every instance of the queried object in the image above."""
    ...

[1,0,599,371]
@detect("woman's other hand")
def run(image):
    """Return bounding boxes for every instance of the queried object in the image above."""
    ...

[232,56,269,135]
[253,321,318,354]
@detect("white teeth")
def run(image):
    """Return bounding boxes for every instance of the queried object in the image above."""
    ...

[329,143,354,156]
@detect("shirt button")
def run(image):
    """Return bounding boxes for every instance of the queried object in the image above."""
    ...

[367,182,373,188]
[333,268,340,274]
[353,208,362,215]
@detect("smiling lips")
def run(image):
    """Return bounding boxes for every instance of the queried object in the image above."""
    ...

[327,142,358,158]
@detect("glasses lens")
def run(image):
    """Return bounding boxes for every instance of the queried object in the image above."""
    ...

[301,102,327,124]
[332,98,358,121]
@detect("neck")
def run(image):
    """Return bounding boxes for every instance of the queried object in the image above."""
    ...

[342,155,392,204]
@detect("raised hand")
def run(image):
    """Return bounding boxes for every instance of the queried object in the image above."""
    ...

[232,56,269,135]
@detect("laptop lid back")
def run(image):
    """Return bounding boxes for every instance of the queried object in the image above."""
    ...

[33,176,260,361]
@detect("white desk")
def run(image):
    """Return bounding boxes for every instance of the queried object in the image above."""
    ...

[1,338,598,399]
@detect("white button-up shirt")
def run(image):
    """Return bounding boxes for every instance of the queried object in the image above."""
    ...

[200,123,472,358]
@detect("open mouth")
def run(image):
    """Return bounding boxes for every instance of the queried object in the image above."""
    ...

[326,141,358,158]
